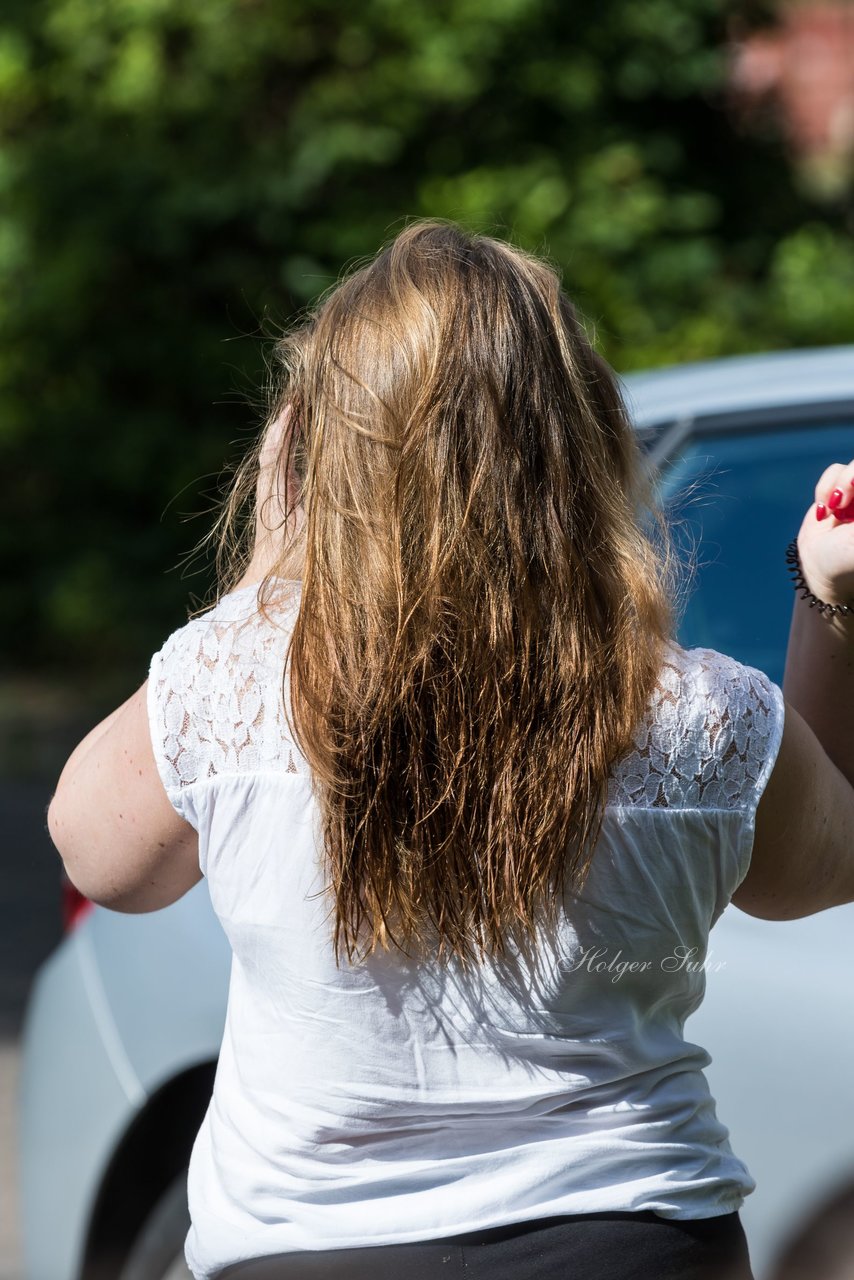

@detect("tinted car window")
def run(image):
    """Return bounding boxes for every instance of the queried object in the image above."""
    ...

[654,422,854,687]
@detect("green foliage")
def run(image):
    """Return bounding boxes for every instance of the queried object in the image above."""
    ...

[0,0,849,684]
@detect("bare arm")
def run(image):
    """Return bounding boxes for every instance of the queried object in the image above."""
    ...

[782,573,854,791]
[733,462,854,920]
[47,681,202,913]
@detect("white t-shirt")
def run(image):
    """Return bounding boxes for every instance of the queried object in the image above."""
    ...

[147,579,785,1280]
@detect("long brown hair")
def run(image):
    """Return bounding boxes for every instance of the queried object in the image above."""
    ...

[202,218,681,971]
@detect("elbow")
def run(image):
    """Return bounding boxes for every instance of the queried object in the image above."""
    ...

[46,791,80,889]
[46,791,66,862]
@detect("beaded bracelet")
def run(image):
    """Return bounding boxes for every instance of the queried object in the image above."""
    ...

[785,538,854,618]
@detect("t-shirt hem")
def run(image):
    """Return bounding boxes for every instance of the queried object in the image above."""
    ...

[186,1191,749,1271]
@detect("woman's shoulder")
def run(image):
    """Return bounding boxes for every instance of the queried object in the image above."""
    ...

[654,638,780,712]
[662,637,770,682]
[194,577,302,634]
[154,579,301,678]
[147,579,305,789]
[606,639,784,812]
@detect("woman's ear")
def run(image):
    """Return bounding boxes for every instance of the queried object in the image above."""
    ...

[261,403,305,508]
[234,404,304,590]
[260,402,291,470]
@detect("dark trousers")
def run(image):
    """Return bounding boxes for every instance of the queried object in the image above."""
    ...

[214,1209,754,1279]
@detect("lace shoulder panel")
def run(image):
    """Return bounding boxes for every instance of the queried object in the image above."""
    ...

[606,641,785,813]
[147,582,306,803]
[149,598,784,820]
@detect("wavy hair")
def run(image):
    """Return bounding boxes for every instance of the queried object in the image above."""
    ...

[201,218,682,971]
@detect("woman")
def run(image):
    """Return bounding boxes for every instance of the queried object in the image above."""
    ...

[47,219,854,1280]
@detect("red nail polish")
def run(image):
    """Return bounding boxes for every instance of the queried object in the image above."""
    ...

[829,489,843,509]
[817,504,827,520]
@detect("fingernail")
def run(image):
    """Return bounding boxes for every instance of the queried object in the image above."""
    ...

[817,504,827,520]
[829,489,843,509]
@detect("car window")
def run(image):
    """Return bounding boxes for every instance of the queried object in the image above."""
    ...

[654,421,854,687]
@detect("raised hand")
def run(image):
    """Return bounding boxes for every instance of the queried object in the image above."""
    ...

[797,460,854,606]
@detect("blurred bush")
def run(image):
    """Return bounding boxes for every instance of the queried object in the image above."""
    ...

[0,0,850,686]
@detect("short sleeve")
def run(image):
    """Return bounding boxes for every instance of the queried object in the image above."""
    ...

[146,618,213,832]
[690,648,786,896]
[732,663,786,895]
[145,580,305,841]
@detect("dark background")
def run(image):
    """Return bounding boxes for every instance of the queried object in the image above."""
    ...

[2,0,853,707]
